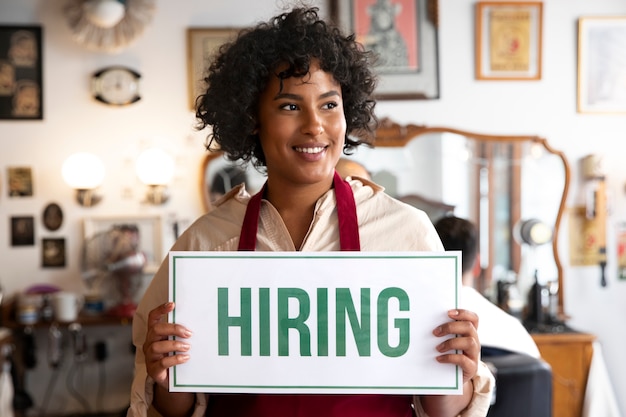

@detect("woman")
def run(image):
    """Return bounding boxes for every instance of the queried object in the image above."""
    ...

[128,7,493,417]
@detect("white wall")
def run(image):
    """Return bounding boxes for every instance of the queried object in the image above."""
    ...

[1,0,625,415]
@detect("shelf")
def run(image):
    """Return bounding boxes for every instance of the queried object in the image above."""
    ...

[1,297,132,329]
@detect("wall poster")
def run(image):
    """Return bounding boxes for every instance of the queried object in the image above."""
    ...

[475,2,543,80]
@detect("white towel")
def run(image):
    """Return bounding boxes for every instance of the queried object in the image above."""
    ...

[583,342,622,417]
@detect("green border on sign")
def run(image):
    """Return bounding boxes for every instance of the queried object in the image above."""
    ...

[170,253,461,392]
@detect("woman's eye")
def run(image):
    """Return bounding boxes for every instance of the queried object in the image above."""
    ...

[323,102,338,110]
[280,103,298,111]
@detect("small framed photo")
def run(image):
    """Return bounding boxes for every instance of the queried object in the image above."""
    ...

[42,238,66,268]
[475,2,543,80]
[10,215,34,246]
[42,202,63,231]
[83,215,163,273]
[330,0,440,99]
[186,27,241,110]
[0,25,43,119]
[577,17,626,114]
[7,166,33,197]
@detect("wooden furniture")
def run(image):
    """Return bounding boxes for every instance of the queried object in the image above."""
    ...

[532,332,596,417]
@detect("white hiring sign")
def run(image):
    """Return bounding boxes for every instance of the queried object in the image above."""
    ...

[169,251,462,395]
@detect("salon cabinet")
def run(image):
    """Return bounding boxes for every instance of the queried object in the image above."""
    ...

[531,332,595,417]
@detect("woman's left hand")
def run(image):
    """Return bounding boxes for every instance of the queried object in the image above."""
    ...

[432,309,480,384]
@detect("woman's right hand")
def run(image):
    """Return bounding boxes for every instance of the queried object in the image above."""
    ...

[143,302,193,389]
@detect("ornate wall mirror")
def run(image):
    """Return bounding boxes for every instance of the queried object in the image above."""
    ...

[199,118,571,318]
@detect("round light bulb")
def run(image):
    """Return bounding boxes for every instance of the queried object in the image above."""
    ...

[136,148,175,185]
[62,152,105,189]
[83,0,126,28]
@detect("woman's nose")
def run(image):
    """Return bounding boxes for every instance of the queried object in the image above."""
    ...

[301,110,324,136]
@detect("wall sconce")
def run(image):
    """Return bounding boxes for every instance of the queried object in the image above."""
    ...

[62,152,105,207]
[135,147,174,205]
[83,0,126,28]
[515,218,553,247]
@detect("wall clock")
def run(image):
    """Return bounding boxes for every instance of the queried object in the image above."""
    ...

[91,66,141,105]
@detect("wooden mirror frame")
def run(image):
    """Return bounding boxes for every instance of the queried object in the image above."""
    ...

[199,151,225,212]
[199,118,571,318]
[366,118,571,318]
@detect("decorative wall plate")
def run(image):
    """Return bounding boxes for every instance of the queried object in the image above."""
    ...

[63,0,156,53]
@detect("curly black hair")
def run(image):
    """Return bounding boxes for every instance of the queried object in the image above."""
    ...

[195,6,378,168]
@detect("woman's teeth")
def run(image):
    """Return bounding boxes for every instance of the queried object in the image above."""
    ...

[295,146,325,154]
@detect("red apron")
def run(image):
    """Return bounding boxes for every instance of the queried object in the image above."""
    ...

[206,171,414,417]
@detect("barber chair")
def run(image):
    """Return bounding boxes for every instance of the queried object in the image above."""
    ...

[482,347,552,417]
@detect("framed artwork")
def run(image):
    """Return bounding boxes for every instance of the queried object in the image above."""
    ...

[83,215,163,273]
[10,215,35,246]
[42,202,63,231]
[475,2,543,80]
[330,0,440,100]
[577,17,626,114]
[0,25,43,119]
[42,238,66,268]
[187,28,241,110]
[7,166,33,197]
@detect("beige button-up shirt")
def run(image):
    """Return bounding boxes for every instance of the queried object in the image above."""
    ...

[127,178,494,417]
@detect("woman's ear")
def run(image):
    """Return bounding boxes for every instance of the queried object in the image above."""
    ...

[472,253,482,278]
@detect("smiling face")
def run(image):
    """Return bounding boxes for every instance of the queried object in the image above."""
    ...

[256,60,347,190]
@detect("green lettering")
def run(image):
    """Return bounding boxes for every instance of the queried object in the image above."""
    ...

[336,288,370,356]
[377,287,410,357]
[317,288,328,356]
[259,288,270,356]
[217,287,252,356]
[278,288,311,356]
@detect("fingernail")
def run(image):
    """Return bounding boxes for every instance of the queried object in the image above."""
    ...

[179,354,190,361]
[183,329,193,337]
[449,309,459,316]
[433,326,443,336]
[178,343,190,351]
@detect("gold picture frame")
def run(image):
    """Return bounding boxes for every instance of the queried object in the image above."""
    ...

[186,28,241,110]
[577,17,626,114]
[475,1,543,80]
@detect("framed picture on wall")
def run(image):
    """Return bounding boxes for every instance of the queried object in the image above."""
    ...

[577,17,626,114]
[330,0,440,100]
[0,25,43,119]
[42,238,66,268]
[186,28,241,110]
[10,215,35,246]
[42,202,63,231]
[7,166,33,197]
[475,2,543,80]
[83,215,163,273]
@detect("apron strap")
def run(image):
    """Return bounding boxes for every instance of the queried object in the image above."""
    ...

[238,171,360,251]
[237,182,264,251]
[332,171,361,251]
